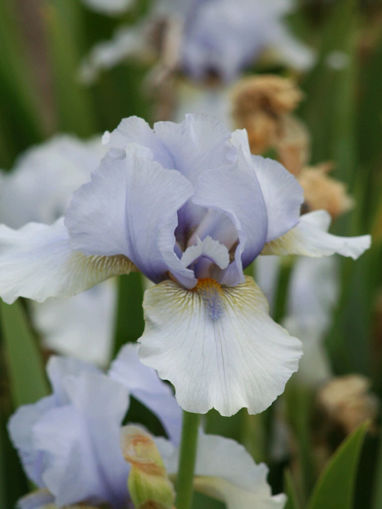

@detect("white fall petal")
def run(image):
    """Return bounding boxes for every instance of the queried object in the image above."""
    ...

[0,219,134,304]
[261,210,371,259]
[158,433,286,509]
[138,276,302,416]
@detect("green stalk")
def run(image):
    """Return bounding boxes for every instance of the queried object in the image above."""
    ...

[112,273,145,356]
[175,411,201,509]
[273,257,294,324]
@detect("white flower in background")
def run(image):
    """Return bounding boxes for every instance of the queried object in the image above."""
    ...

[32,280,116,366]
[81,0,134,16]
[9,345,284,509]
[257,255,338,385]
[0,135,114,366]
[0,114,370,416]
[80,0,314,84]
[0,136,103,228]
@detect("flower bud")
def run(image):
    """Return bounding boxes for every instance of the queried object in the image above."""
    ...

[121,426,175,509]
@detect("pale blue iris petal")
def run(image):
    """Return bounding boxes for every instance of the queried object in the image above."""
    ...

[47,356,99,405]
[105,116,175,168]
[106,114,237,239]
[253,156,303,242]
[192,155,268,280]
[65,148,196,287]
[110,344,182,445]
[63,371,130,507]
[153,114,235,180]
[33,405,104,507]
[9,357,130,508]
[219,243,245,287]
[181,0,288,81]
[107,114,235,178]
[8,397,56,487]
[18,490,55,509]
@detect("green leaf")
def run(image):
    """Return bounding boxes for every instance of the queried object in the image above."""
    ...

[307,422,368,509]
[0,0,44,161]
[285,382,315,501]
[112,273,145,356]
[299,0,358,183]
[372,426,382,509]
[0,408,29,507]
[1,301,49,407]
[43,0,97,136]
[284,470,301,509]
[192,492,224,509]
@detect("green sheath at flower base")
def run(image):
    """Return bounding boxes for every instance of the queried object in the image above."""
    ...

[121,425,175,509]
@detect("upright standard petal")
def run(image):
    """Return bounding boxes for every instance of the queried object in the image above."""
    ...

[231,130,303,242]
[110,344,182,444]
[153,114,235,181]
[192,149,268,283]
[262,210,371,259]
[159,433,286,509]
[65,148,196,288]
[252,156,303,241]
[139,276,302,416]
[106,114,235,180]
[0,219,133,304]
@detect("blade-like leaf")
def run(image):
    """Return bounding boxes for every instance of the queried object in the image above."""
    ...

[284,470,301,509]
[1,301,48,407]
[307,422,368,509]
[43,0,97,136]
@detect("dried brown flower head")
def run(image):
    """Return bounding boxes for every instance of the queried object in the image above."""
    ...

[298,163,354,219]
[317,375,378,435]
[231,75,309,173]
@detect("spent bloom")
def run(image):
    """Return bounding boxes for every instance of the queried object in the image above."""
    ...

[0,114,371,416]
[80,0,313,84]
[9,345,284,509]
[0,135,114,366]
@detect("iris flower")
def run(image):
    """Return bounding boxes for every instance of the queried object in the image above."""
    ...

[80,0,313,84]
[9,345,284,509]
[0,115,370,416]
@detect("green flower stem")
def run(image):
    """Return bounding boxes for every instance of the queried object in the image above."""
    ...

[273,257,294,324]
[175,411,201,509]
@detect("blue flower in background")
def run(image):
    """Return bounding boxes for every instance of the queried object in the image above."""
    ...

[9,345,181,509]
[0,115,370,416]
[9,346,285,509]
[180,0,314,81]
[80,0,314,84]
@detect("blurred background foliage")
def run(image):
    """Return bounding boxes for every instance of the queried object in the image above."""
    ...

[0,0,381,508]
